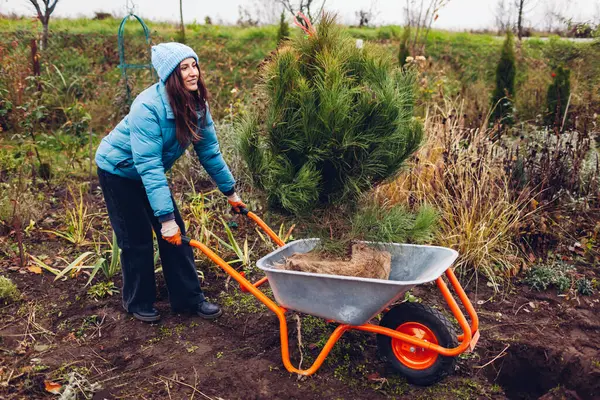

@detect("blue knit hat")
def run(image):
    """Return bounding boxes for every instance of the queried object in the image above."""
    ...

[151,42,199,82]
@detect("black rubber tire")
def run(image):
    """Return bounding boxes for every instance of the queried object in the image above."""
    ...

[376,302,458,386]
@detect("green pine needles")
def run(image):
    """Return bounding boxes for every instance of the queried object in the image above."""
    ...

[398,26,411,67]
[351,202,438,244]
[545,66,571,130]
[238,14,423,215]
[491,31,516,125]
[277,12,290,44]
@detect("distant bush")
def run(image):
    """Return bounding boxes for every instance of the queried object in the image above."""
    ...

[398,26,410,66]
[93,12,112,21]
[276,12,289,44]
[376,25,401,40]
[491,31,516,125]
[567,22,595,38]
[506,129,597,203]
[542,37,582,68]
[544,66,571,130]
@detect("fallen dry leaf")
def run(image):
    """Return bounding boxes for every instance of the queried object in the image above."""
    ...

[63,332,77,342]
[367,372,381,381]
[27,265,42,274]
[529,301,536,309]
[34,344,50,352]
[44,380,61,394]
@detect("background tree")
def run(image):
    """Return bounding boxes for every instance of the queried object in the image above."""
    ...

[514,0,536,40]
[491,31,516,125]
[545,66,571,131]
[27,0,59,50]
[277,12,290,44]
[355,1,379,28]
[404,0,449,54]
[177,0,185,43]
[494,0,514,34]
[238,0,284,26]
[542,0,566,33]
[355,10,370,28]
[275,0,326,24]
[238,14,423,215]
[237,5,259,27]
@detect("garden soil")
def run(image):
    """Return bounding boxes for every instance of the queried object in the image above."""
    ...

[278,243,391,280]
[0,181,599,399]
[2,247,598,399]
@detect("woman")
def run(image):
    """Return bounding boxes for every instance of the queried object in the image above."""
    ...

[95,42,246,322]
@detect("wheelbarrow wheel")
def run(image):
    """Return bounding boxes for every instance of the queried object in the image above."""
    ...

[376,302,458,386]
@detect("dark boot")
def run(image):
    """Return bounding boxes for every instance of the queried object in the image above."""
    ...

[132,307,161,323]
[174,301,222,320]
[195,301,222,319]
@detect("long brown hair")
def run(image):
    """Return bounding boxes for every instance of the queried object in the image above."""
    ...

[165,63,209,146]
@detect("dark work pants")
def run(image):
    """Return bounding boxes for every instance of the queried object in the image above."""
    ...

[97,168,205,313]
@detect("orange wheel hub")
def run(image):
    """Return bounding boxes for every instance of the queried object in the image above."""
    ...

[392,322,439,370]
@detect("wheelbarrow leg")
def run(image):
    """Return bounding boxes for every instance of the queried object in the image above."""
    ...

[277,315,351,376]
[186,236,347,376]
[444,268,479,342]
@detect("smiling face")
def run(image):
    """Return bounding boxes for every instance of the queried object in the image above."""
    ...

[179,57,199,91]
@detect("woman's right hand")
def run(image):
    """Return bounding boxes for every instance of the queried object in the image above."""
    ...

[161,219,182,245]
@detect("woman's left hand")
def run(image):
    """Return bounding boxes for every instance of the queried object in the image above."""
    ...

[161,219,182,245]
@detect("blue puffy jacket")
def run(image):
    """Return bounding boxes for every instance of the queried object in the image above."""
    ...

[95,82,236,221]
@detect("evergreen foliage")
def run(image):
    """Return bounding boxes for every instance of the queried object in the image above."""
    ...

[398,26,411,67]
[277,12,290,44]
[352,202,438,244]
[544,66,571,130]
[491,32,516,125]
[238,14,423,215]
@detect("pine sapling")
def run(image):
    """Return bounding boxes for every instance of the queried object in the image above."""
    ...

[545,66,571,132]
[277,12,290,44]
[239,14,423,215]
[491,31,516,126]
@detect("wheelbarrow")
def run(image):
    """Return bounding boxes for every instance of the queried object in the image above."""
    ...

[182,209,480,386]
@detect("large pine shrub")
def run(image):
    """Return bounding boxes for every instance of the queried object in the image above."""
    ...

[238,14,423,215]
[491,32,516,125]
[544,66,571,130]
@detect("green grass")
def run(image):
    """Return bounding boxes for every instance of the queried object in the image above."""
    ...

[1,16,597,137]
[0,275,20,303]
[0,16,173,35]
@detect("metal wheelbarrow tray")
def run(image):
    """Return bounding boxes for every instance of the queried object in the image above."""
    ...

[184,211,480,386]
[256,239,459,325]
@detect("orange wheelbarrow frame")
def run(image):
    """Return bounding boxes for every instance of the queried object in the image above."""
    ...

[184,211,480,376]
